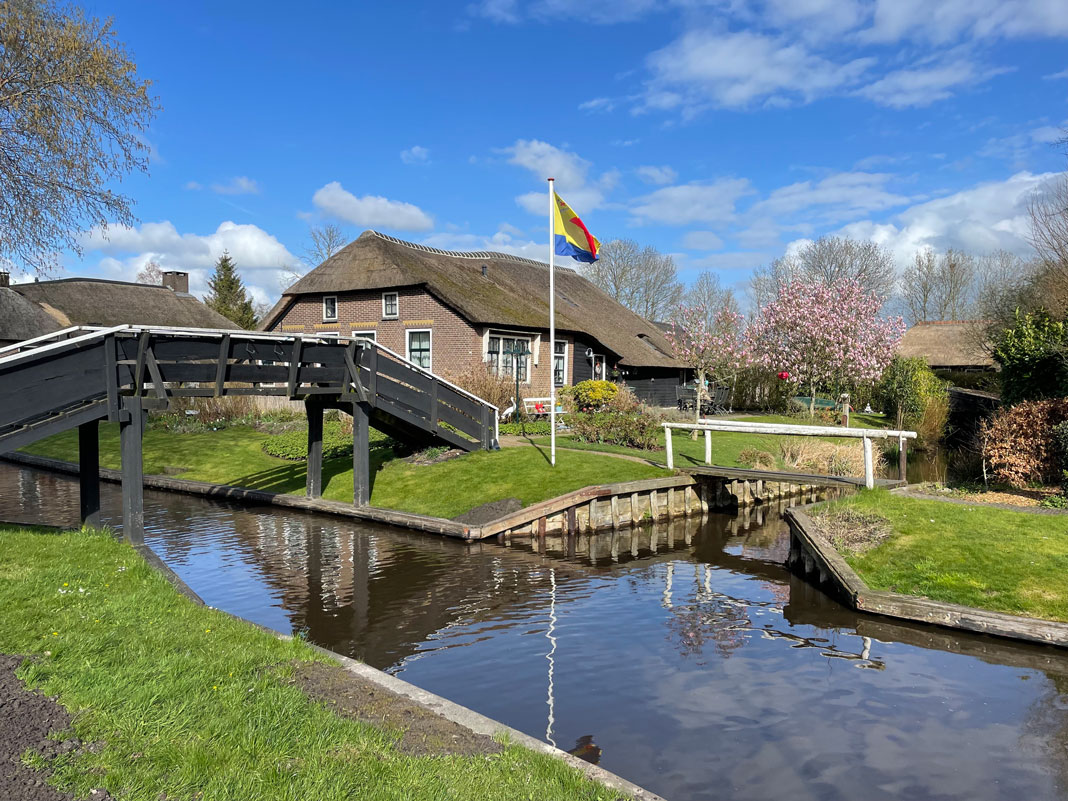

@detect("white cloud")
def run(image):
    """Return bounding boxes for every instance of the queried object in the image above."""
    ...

[78,220,299,306]
[681,230,724,250]
[865,0,1068,45]
[830,170,1058,265]
[420,228,546,262]
[210,176,260,195]
[636,165,678,185]
[1045,68,1068,80]
[642,29,874,112]
[751,171,911,221]
[578,97,616,113]
[855,57,1009,108]
[400,145,430,165]
[502,139,612,214]
[184,181,203,191]
[630,179,754,225]
[312,181,433,231]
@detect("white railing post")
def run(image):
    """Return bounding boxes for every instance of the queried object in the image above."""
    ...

[664,426,674,469]
[862,436,873,489]
[704,429,712,465]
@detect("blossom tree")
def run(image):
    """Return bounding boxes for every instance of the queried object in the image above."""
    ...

[746,279,905,416]
[666,305,748,427]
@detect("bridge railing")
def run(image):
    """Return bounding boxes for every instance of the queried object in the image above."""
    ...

[661,420,918,489]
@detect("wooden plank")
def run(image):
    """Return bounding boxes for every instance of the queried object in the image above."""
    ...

[429,379,438,427]
[287,338,303,397]
[567,505,577,535]
[148,338,222,362]
[105,334,119,421]
[610,496,620,529]
[437,382,483,420]
[144,347,169,400]
[120,396,145,545]
[665,421,917,440]
[78,421,100,527]
[899,436,908,482]
[214,334,230,397]
[133,331,150,397]
[374,355,433,393]
[306,403,323,499]
[352,401,370,506]
[0,401,108,455]
[435,402,481,440]
[375,373,432,416]
[344,343,369,403]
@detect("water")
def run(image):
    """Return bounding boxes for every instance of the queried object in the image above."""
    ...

[2,463,1067,800]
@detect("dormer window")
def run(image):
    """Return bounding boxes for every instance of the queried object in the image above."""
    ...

[382,291,399,319]
[322,295,338,321]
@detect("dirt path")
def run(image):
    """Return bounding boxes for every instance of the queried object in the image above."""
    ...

[0,655,110,801]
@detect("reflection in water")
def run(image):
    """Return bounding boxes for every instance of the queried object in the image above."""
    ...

[2,463,1068,801]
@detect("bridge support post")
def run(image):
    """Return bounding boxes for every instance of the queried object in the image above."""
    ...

[120,396,146,544]
[352,401,370,506]
[78,421,101,528]
[306,402,323,499]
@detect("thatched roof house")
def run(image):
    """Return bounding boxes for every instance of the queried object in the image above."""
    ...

[898,321,995,371]
[0,272,239,347]
[260,231,684,403]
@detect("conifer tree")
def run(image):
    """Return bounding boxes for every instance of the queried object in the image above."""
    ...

[205,251,256,329]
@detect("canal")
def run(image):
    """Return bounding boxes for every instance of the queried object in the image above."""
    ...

[2,462,1066,801]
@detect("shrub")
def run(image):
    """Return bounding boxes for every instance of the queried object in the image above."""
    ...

[991,309,1068,405]
[571,380,619,411]
[442,364,513,414]
[933,370,1000,394]
[498,420,552,436]
[569,385,662,450]
[874,355,949,444]
[981,397,1068,487]
[730,368,791,412]
[262,421,394,461]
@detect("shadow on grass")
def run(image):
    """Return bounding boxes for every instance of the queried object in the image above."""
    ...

[218,448,394,501]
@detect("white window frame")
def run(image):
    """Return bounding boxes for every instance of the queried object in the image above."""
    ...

[322,295,338,322]
[382,291,399,319]
[553,339,568,387]
[351,330,376,342]
[406,328,432,371]
[485,330,533,385]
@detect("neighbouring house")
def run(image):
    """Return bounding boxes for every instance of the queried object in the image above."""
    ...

[898,321,996,372]
[0,270,239,347]
[258,230,685,405]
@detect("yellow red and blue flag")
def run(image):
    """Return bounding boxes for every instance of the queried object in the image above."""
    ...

[553,193,600,263]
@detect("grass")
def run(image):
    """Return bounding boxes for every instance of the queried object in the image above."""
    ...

[820,489,1068,623]
[0,524,616,800]
[22,424,668,519]
[530,412,891,468]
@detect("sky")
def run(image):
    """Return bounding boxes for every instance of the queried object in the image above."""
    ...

[26,0,1068,309]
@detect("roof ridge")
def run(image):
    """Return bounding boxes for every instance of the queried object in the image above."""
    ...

[369,230,574,272]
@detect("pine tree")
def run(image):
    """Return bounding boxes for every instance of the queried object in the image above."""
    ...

[205,251,256,329]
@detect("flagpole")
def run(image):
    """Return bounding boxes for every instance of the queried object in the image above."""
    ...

[548,177,556,467]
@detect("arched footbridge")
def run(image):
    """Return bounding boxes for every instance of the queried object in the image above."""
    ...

[0,325,499,542]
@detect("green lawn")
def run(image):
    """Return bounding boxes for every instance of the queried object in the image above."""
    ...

[531,412,891,467]
[23,424,668,519]
[823,489,1068,623]
[0,525,616,801]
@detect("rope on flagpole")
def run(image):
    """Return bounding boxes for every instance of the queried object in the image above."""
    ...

[548,177,556,467]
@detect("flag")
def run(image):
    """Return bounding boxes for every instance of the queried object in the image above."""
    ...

[553,193,600,263]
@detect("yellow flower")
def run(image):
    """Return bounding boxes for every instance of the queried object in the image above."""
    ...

[63,583,68,587]
[205,629,211,633]
[212,685,218,691]
[52,632,58,636]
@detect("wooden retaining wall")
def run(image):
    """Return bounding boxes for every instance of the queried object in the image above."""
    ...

[785,506,1068,649]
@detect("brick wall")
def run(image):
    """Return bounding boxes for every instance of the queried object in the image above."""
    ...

[267,286,596,396]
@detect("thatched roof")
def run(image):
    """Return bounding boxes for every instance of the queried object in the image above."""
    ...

[898,321,995,369]
[12,278,240,331]
[260,231,679,368]
[0,287,64,343]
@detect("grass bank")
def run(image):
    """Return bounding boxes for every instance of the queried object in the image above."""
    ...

[819,490,1068,623]
[0,524,620,800]
[21,424,668,519]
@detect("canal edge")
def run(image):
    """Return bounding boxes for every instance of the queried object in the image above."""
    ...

[125,532,669,801]
[784,503,1068,649]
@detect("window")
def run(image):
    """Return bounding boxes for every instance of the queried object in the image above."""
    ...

[486,334,530,383]
[553,340,568,387]
[322,295,338,321]
[407,329,431,370]
[382,292,399,319]
[351,330,376,343]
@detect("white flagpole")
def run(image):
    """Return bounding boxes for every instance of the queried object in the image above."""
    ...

[548,177,557,467]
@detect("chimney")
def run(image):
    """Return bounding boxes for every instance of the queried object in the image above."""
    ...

[481,264,488,277]
[0,271,9,288]
[162,270,189,293]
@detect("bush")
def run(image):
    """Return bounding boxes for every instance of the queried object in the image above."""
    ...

[991,309,1068,405]
[874,355,949,444]
[498,420,552,436]
[730,368,791,412]
[981,397,1068,487]
[441,364,514,414]
[568,385,662,450]
[262,421,394,461]
[571,380,619,411]
[933,370,1000,394]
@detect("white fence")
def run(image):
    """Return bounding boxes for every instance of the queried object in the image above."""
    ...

[661,420,918,489]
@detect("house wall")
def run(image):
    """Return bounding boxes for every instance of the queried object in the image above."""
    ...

[621,367,686,408]
[267,286,601,396]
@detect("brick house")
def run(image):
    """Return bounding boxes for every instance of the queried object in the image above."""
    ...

[258,231,685,405]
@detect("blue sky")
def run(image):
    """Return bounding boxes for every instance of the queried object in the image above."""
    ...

[37,0,1068,307]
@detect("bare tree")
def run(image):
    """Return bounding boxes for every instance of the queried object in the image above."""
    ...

[751,235,897,307]
[303,223,348,267]
[931,249,975,320]
[683,270,739,329]
[584,238,683,322]
[901,248,938,324]
[135,260,162,285]
[1029,168,1068,311]
[0,0,159,274]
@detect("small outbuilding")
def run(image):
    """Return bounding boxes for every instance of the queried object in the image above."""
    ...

[897,321,996,372]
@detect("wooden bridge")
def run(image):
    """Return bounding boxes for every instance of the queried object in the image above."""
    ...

[0,325,499,542]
